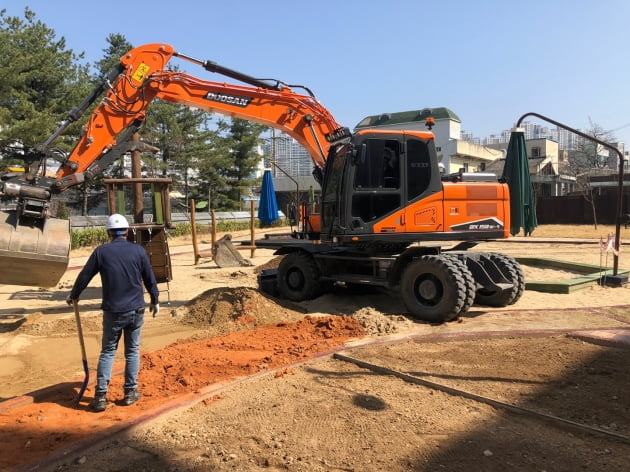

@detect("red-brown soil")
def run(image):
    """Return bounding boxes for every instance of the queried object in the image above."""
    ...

[0,304,364,471]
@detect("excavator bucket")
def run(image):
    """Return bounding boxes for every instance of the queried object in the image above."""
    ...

[212,234,253,268]
[0,211,70,287]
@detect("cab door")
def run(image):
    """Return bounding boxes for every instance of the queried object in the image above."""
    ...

[400,135,444,233]
[346,134,404,235]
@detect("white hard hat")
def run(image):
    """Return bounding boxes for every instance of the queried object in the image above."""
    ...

[105,213,129,230]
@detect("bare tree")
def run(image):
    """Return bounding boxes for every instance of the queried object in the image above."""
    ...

[566,121,618,229]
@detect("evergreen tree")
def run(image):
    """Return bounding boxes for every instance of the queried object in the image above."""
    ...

[94,33,131,78]
[217,119,267,210]
[143,98,216,208]
[0,8,90,156]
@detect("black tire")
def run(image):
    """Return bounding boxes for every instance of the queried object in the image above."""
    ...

[475,253,526,307]
[442,254,476,316]
[277,251,322,301]
[400,255,468,323]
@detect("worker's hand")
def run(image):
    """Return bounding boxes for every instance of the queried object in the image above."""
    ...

[66,296,77,306]
[150,303,160,318]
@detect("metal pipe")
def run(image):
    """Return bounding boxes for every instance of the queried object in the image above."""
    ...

[269,161,300,211]
[516,112,625,275]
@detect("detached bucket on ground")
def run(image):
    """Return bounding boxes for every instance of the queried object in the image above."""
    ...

[0,211,70,287]
[213,234,253,268]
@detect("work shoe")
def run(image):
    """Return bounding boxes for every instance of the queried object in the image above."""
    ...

[122,389,141,406]
[90,394,107,412]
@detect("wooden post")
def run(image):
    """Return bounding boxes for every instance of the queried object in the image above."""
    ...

[250,199,256,258]
[131,133,143,224]
[190,199,200,265]
[107,188,116,215]
[211,209,217,254]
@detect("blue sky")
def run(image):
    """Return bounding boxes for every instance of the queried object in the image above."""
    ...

[5,1,630,145]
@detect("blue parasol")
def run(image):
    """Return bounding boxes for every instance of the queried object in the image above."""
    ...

[258,169,279,225]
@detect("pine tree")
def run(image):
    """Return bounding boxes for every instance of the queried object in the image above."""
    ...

[0,8,90,153]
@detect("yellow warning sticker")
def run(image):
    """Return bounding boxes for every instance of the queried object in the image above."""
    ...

[132,63,151,83]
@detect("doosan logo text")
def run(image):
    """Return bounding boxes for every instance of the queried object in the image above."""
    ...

[205,92,251,107]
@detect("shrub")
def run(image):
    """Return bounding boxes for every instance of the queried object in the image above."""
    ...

[71,227,109,249]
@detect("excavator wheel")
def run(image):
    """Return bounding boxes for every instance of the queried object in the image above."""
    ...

[441,254,476,315]
[474,253,525,307]
[400,255,468,323]
[0,211,70,287]
[276,251,322,302]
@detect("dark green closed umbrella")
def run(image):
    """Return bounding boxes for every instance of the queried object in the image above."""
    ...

[502,128,538,236]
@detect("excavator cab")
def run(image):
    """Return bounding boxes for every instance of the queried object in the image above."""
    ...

[319,131,441,242]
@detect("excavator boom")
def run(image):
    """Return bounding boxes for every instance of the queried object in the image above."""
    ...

[55,43,349,186]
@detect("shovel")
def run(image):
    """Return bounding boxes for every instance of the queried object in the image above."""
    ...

[72,300,90,403]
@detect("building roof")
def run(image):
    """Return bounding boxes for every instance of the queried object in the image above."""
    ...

[484,157,549,176]
[354,107,461,129]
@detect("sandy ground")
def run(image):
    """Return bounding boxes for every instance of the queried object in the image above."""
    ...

[0,229,629,471]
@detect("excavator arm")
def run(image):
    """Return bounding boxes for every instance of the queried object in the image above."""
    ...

[0,43,351,287]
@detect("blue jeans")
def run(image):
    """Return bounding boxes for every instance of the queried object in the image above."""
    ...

[96,308,144,396]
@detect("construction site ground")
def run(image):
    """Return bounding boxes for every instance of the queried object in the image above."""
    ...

[0,225,629,471]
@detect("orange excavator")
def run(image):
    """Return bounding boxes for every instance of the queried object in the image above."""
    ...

[0,43,524,322]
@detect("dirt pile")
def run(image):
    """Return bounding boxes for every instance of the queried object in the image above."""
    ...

[140,315,366,397]
[173,286,415,338]
[174,287,306,334]
[15,313,103,337]
[352,306,415,335]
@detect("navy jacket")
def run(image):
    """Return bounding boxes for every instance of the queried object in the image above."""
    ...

[70,237,159,313]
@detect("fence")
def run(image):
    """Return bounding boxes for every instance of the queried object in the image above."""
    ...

[69,211,284,230]
[536,192,630,225]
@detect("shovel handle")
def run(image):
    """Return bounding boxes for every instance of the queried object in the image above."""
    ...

[73,300,90,403]
[73,300,88,360]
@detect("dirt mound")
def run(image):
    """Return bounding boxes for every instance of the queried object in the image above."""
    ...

[141,315,366,396]
[253,255,283,274]
[174,287,306,335]
[174,286,415,338]
[352,307,415,335]
[14,312,103,337]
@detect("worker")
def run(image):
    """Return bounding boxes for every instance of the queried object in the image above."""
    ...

[66,213,159,412]
[382,147,399,188]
